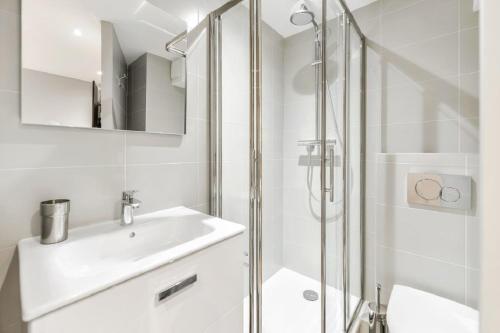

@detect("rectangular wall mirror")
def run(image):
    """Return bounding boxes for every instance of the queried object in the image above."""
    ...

[21,0,189,135]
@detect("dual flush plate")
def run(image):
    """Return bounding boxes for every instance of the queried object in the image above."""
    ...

[407,173,472,210]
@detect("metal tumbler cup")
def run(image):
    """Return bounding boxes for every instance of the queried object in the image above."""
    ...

[40,199,70,244]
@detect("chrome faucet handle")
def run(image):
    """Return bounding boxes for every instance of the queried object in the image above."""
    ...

[122,190,138,202]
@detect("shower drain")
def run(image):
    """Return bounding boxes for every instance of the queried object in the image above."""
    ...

[303,290,319,301]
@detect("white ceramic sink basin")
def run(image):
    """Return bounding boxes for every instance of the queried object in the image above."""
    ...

[18,206,245,322]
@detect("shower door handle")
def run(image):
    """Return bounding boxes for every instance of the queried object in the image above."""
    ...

[329,147,334,202]
[325,147,334,202]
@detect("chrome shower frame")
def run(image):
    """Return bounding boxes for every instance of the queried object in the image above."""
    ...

[204,0,366,331]
[206,0,244,217]
[323,1,367,332]
[249,0,263,332]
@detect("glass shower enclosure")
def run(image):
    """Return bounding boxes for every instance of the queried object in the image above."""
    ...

[202,0,366,331]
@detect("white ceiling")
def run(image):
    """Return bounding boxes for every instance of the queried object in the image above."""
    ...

[23,0,103,83]
[22,0,376,83]
[22,0,198,83]
[260,0,379,38]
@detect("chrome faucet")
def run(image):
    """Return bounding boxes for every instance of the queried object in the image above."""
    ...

[121,190,141,226]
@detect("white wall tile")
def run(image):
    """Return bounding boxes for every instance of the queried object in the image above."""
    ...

[382,120,459,153]
[353,1,381,23]
[0,166,124,248]
[382,33,459,87]
[364,233,377,301]
[459,117,479,153]
[0,93,125,169]
[379,77,459,125]
[366,89,381,126]
[466,268,479,308]
[125,129,197,166]
[283,241,321,281]
[125,163,199,214]
[466,216,480,270]
[460,0,479,29]
[0,10,20,92]
[381,0,425,14]
[376,152,467,166]
[0,0,19,14]
[381,0,459,50]
[376,246,466,304]
[376,204,466,265]
[360,0,479,309]
[460,72,479,119]
[460,28,479,74]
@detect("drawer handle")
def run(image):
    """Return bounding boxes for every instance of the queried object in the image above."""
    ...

[157,274,197,302]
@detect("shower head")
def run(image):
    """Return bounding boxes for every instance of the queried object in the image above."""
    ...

[290,1,318,30]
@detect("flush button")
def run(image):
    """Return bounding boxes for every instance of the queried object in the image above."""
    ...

[440,186,461,203]
[415,178,442,201]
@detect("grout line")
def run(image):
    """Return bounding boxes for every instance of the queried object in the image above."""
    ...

[464,153,470,303]
[379,0,428,17]
[126,161,202,167]
[371,118,460,127]
[378,244,468,269]
[365,72,469,93]
[381,29,460,54]
[458,0,463,155]
[0,88,19,94]
[459,0,468,301]
[375,201,469,213]
[460,26,480,33]
[374,157,379,290]
[374,161,467,168]
[0,164,124,172]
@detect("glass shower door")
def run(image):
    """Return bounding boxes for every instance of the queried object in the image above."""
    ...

[323,2,346,332]
[323,1,364,332]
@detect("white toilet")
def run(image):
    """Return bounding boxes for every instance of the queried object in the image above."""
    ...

[387,285,479,333]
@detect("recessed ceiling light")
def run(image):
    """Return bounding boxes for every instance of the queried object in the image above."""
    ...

[73,29,82,37]
[97,71,102,76]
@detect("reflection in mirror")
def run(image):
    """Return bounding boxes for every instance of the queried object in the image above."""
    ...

[21,0,189,135]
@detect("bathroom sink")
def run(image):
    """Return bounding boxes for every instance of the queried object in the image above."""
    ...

[18,206,245,322]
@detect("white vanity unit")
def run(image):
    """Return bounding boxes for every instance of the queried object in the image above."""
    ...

[18,207,245,333]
